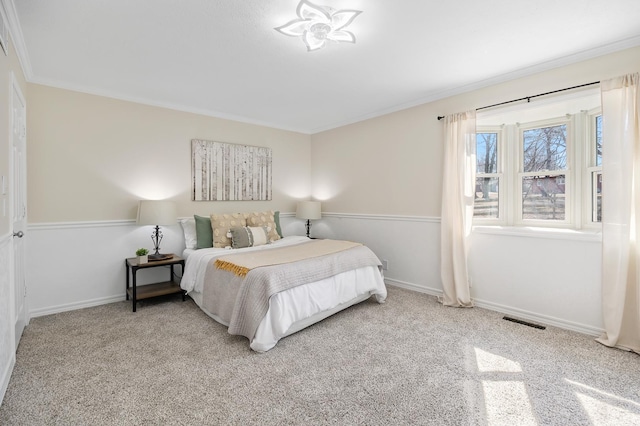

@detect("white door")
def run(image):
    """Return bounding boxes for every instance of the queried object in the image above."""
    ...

[11,74,27,347]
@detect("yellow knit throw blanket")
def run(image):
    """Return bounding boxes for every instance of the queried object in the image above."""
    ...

[214,239,362,277]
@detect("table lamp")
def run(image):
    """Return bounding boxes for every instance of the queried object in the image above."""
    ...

[136,200,177,261]
[296,201,321,238]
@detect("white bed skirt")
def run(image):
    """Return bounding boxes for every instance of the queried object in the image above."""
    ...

[188,265,386,352]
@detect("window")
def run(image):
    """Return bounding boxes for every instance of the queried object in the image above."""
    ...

[520,122,568,222]
[475,132,501,219]
[474,91,601,229]
[588,114,603,223]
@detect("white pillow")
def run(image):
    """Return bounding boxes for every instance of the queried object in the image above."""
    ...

[179,218,197,250]
[249,226,269,246]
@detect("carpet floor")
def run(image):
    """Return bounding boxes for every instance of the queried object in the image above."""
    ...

[1,286,639,425]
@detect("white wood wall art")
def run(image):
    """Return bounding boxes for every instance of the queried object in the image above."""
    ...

[191,139,272,201]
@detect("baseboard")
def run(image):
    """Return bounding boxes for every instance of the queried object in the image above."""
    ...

[30,294,125,318]
[385,279,603,337]
[385,278,442,298]
[472,298,604,337]
[27,277,603,336]
[0,355,15,408]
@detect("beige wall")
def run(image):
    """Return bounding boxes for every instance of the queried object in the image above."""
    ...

[23,45,640,223]
[0,36,27,235]
[311,46,640,216]
[27,85,311,223]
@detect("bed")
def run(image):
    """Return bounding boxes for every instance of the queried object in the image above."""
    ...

[180,235,387,352]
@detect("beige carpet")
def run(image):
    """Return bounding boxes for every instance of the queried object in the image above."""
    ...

[1,286,639,425]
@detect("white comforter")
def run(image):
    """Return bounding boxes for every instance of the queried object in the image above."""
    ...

[180,236,387,352]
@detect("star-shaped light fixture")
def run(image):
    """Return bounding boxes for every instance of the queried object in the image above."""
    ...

[275,0,362,51]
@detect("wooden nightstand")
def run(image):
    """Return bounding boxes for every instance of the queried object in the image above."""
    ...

[125,255,185,312]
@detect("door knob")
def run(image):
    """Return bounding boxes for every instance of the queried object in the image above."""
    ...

[13,231,24,238]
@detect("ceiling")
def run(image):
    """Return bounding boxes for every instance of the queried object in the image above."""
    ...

[6,0,640,134]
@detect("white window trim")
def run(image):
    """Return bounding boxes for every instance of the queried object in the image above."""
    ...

[474,126,505,225]
[473,224,602,242]
[582,108,603,229]
[516,116,573,227]
[475,109,602,231]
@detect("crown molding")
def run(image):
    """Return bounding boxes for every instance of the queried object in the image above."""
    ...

[28,74,311,135]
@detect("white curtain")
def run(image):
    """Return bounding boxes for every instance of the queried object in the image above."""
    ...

[597,73,640,353]
[440,111,476,307]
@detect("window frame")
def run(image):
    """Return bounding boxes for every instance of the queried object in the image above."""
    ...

[474,107,602,231]
[583,108,603,228]
[515,116,573,228]
[474,127,505,224]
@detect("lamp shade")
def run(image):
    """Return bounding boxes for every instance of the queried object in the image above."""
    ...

[136,200,177,226]
[296,201,321,220]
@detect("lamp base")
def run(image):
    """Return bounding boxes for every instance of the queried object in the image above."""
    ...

[148,253,174,261]
[305,219,312,238]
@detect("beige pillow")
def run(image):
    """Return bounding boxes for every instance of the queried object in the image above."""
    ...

[210,213,247,248]
[245,210,281,242]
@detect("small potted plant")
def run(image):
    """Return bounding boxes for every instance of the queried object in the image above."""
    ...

[136,248,149,264]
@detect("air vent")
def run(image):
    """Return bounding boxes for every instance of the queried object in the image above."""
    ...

[503,316,546,330]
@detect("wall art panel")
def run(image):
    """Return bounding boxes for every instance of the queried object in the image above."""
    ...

[192,139,272,201]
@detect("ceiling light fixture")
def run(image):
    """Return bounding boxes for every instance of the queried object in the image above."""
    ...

[275,0,362,52]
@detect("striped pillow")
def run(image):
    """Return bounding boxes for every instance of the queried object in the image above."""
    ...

[228,226,270,249]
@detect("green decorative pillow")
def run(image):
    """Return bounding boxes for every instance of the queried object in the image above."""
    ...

[274,211,283,238]
[194,215,213,249]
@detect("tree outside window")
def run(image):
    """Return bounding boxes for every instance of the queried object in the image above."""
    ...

[521,124,567,221]
[475,132,500,219]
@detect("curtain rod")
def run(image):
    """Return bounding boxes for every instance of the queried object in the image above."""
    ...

[436,81,600,121]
